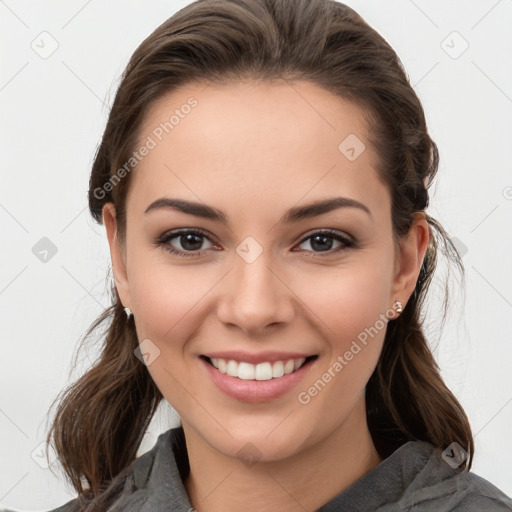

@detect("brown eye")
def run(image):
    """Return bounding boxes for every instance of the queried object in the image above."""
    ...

[154,229,217,258]
[296,230,354,255]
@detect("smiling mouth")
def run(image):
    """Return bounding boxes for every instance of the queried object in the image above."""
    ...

[200,355,318,381]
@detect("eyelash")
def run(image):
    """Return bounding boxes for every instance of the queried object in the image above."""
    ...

[153,228,356,259]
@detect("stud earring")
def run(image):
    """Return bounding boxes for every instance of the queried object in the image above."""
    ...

[394,300,403,314]
[124,307,132,318]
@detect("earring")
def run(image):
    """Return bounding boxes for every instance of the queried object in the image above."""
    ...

[394,300,403,314]
[124,307,132,318]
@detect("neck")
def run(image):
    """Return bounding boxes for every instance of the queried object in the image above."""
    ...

[183,398,382,512]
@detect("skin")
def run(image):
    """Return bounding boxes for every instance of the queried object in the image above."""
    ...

[103,79,429,512]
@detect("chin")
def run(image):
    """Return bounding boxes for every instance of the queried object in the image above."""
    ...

[190,415,316,465]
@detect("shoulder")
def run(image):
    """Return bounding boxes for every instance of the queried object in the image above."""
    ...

[44,501,78,512]
[398,441,512,511]
[44,428,177,512]
[445,471,512,511]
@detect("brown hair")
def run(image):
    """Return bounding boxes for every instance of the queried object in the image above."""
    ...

[46,0,473,506]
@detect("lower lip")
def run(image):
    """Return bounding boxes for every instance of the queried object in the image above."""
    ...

[200,357,316,403]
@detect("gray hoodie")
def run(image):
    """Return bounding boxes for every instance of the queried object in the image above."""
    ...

[47,427,512,511]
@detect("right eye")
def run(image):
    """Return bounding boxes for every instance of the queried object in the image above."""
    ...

[154,229,219,258]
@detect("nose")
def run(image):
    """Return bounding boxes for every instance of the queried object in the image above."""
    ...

[216,246,295,335]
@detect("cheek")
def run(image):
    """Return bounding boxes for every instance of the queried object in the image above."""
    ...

[127,246,213,343]
[304,255,393,341]
[295,297,389,444]
[295,253,393,406]
[126,257,210,414]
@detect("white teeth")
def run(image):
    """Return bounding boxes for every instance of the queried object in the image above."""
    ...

[272,361,284,378]
[238,362,255,380]
[226,360,238,377]
[208,357,310,380]
[254,362,272,380]
[284,359,295,374]
[217,358,227,373]
[294,357,306,370]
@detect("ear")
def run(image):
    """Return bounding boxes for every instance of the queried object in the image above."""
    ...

[391,212,430,308]
[102,203,131,310]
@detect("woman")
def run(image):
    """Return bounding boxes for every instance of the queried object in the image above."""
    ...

[46,0,512,510]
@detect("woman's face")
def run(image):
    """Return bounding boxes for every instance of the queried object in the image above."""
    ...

[104,79,427,463]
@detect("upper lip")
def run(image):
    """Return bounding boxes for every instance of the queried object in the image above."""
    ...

[202,351,316,365]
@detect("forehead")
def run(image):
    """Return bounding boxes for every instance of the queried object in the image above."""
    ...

[128,79,388,220]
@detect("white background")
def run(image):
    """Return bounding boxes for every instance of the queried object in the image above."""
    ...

[1,0,511,510]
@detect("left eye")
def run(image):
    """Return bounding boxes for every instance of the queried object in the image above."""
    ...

[295,230,353,254]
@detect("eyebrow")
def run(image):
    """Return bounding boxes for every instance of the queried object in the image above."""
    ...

[144,196,372,224]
